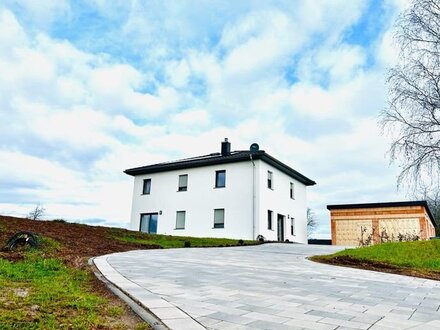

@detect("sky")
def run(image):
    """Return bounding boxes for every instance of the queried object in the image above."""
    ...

[0,0,411,237]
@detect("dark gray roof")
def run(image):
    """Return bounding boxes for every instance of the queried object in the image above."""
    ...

[124,150,316,186]
[327,201,436,227]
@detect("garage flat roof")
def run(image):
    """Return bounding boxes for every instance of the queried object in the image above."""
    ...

[327,201,436,227]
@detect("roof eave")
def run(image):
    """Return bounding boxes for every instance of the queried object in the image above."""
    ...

[124,150,316,186]
[257,153,316,186]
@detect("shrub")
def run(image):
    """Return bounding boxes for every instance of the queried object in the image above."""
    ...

[184,241,191,248]
[237,239,244,246]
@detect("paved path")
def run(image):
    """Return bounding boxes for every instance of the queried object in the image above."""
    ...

[94,244,440,330]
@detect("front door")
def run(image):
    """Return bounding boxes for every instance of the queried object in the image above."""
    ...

[140,213,158,234]
[277,214,284,241]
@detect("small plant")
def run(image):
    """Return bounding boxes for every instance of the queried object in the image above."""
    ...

[256,235,265,243]
[28,204,45,221]
[359,226,374,247]
[184,241,191,248]
[397,231,420,242]
[53,219,66,223]
[237,239,244,246]
[107,306,124,318]
[380,228,390,243]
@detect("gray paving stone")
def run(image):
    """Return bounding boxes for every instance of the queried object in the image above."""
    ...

[284,318,337,330]
[206,312,254,325]
[246,320,302,330]
[409,311,440,322]
[195,316,223,327]
[306,309,353,321]
[94,244,440,330]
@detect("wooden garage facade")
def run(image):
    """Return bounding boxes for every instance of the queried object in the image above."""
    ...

[327,201,437,246]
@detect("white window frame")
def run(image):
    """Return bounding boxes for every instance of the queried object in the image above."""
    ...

[178,174,188,191]
[175,211,186,229]
[213,209,225,228]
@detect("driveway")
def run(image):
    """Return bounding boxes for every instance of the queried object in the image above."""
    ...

[94,244,440,330]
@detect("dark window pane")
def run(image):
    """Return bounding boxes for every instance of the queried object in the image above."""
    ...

[143,179,151,194]
[178,175,188,191]
[214,209,224,228]
[140,213,158,234]
[140,214,150,232]
[149,214,158,234]
[267,210,272,230]
[216,170,226,188]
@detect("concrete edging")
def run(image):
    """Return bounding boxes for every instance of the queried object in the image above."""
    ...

[91,254,206,330]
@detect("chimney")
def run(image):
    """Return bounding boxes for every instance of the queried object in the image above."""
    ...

[221,138,231,156]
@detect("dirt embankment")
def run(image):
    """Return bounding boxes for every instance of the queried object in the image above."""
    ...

[311,255,440,281]
[0,215,156,267]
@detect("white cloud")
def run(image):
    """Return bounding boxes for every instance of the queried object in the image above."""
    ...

[0,1,410,237]
[5,0,71,28]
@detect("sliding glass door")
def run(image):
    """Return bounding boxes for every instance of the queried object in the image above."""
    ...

[140,213,158,234]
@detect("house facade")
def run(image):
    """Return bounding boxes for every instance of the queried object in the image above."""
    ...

[125,139,315,243]
[328,201,437,246]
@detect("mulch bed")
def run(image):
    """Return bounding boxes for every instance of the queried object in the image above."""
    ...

[0,215,157,267]
[311,255,440,281]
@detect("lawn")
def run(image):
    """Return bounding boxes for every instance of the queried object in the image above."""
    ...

[109,229,258,249]
[0,239,150,330]
[311,239,440,280]
[0,215,258,329]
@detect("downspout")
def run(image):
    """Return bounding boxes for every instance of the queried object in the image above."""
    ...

[250,154,256,240]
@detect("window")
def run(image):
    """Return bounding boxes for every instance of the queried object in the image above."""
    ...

[139,213,158,234]
[215,170,226,188]
[267,210,273,230]
[178,174,188,191]
[291,218,295,236]
[214,209,225,228]
[267,171,273,189]
[290,182,295,199]
[175,211,186,229]
[142,179,151,195]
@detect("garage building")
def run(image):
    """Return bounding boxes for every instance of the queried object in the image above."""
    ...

[328,201,437,246]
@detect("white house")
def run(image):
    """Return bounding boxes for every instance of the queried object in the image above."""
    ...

[125,139,316,243]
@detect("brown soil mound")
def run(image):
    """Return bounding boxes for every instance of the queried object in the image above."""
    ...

[312,255,440,281]
[0,215,158,267]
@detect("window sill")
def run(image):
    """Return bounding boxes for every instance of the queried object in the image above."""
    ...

[213,186,225,189]
[177,190,187,192]
[212,227,224,229]
[141,193,150,195]
[267,187,274,191]
[174,228,185,230]
[267,229,274,231]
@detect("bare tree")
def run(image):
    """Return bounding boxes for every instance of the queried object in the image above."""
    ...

[28,204,45,221]
[381,0,440,189]
[412,184,440,235]
[307,208,318,237]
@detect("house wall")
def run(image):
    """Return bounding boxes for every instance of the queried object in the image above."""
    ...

[129,161,255,239]
[330,206,436,246]
[256,160,308,244]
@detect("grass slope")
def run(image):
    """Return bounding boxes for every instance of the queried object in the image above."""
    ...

[311,240,440,280]
[0,215,257,329]
[109,229,256,249]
